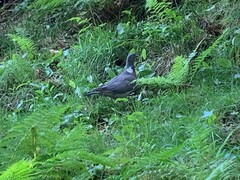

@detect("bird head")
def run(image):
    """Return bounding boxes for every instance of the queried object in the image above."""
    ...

[125,53,136,69]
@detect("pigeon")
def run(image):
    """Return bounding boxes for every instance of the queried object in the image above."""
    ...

[84,53,137,99]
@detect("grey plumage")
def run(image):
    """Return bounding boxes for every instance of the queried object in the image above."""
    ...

[84,53,137,99]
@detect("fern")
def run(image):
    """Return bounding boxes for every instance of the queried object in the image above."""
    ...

[0,104,117,179]
[31,0,65,10]
[137,29,228,87]
[8,34,36,59]
[167,56,189,84]
[146,0,180,23]
[137,56,189,86]
[0,160,34,180]
[34,121,117,178]
[40,149,116,169]
[0,105,69,167]
[190,29,229,78]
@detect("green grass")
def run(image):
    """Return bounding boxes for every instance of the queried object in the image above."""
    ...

[0,0,240,179]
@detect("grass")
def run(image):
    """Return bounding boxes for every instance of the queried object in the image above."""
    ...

[0,0,240,179]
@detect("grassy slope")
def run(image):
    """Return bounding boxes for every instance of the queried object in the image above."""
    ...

[0,0,240,179]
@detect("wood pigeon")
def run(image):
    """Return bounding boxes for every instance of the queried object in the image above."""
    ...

[84,53,137,99]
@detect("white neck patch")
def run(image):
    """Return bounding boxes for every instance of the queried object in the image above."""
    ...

[126,67,133,73]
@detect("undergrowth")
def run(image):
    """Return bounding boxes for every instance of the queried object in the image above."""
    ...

[0,0,240,179]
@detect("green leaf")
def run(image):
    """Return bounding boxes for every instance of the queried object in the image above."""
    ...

[216,58,232,68]
[141,49,147,60]
[127,111,146,122]
[122,10,131,15]
[113,135,125,142]
[117,23,125,35]
[115,98,128,102]
[145,0,157,9]
[69,80,76,88]
[0,160,34,180]
[87,75,93,83]
[105,67,116,79]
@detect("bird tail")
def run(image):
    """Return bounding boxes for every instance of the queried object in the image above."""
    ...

[83,90,99,96]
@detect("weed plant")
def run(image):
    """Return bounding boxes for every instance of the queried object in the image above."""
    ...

[0,0,240,179]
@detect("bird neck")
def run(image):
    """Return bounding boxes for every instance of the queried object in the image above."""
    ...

[126,66,135,74]
[126,59,135,69]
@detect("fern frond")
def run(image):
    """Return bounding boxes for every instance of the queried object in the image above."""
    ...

[151,2,171,18]
[8,34,36,59]
[191,29,229,77]
[137,29,228,87]
[167,56,189,85]
[35,148,117,179]
[0,105,69,164]
[146,1,178,23]
[137,56,189,87]
[0,160,34,180]
[54,123,88,152]
[45,149,116,167]
[31,0,64,10]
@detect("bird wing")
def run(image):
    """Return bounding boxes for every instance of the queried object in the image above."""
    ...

[96,69,136,94]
